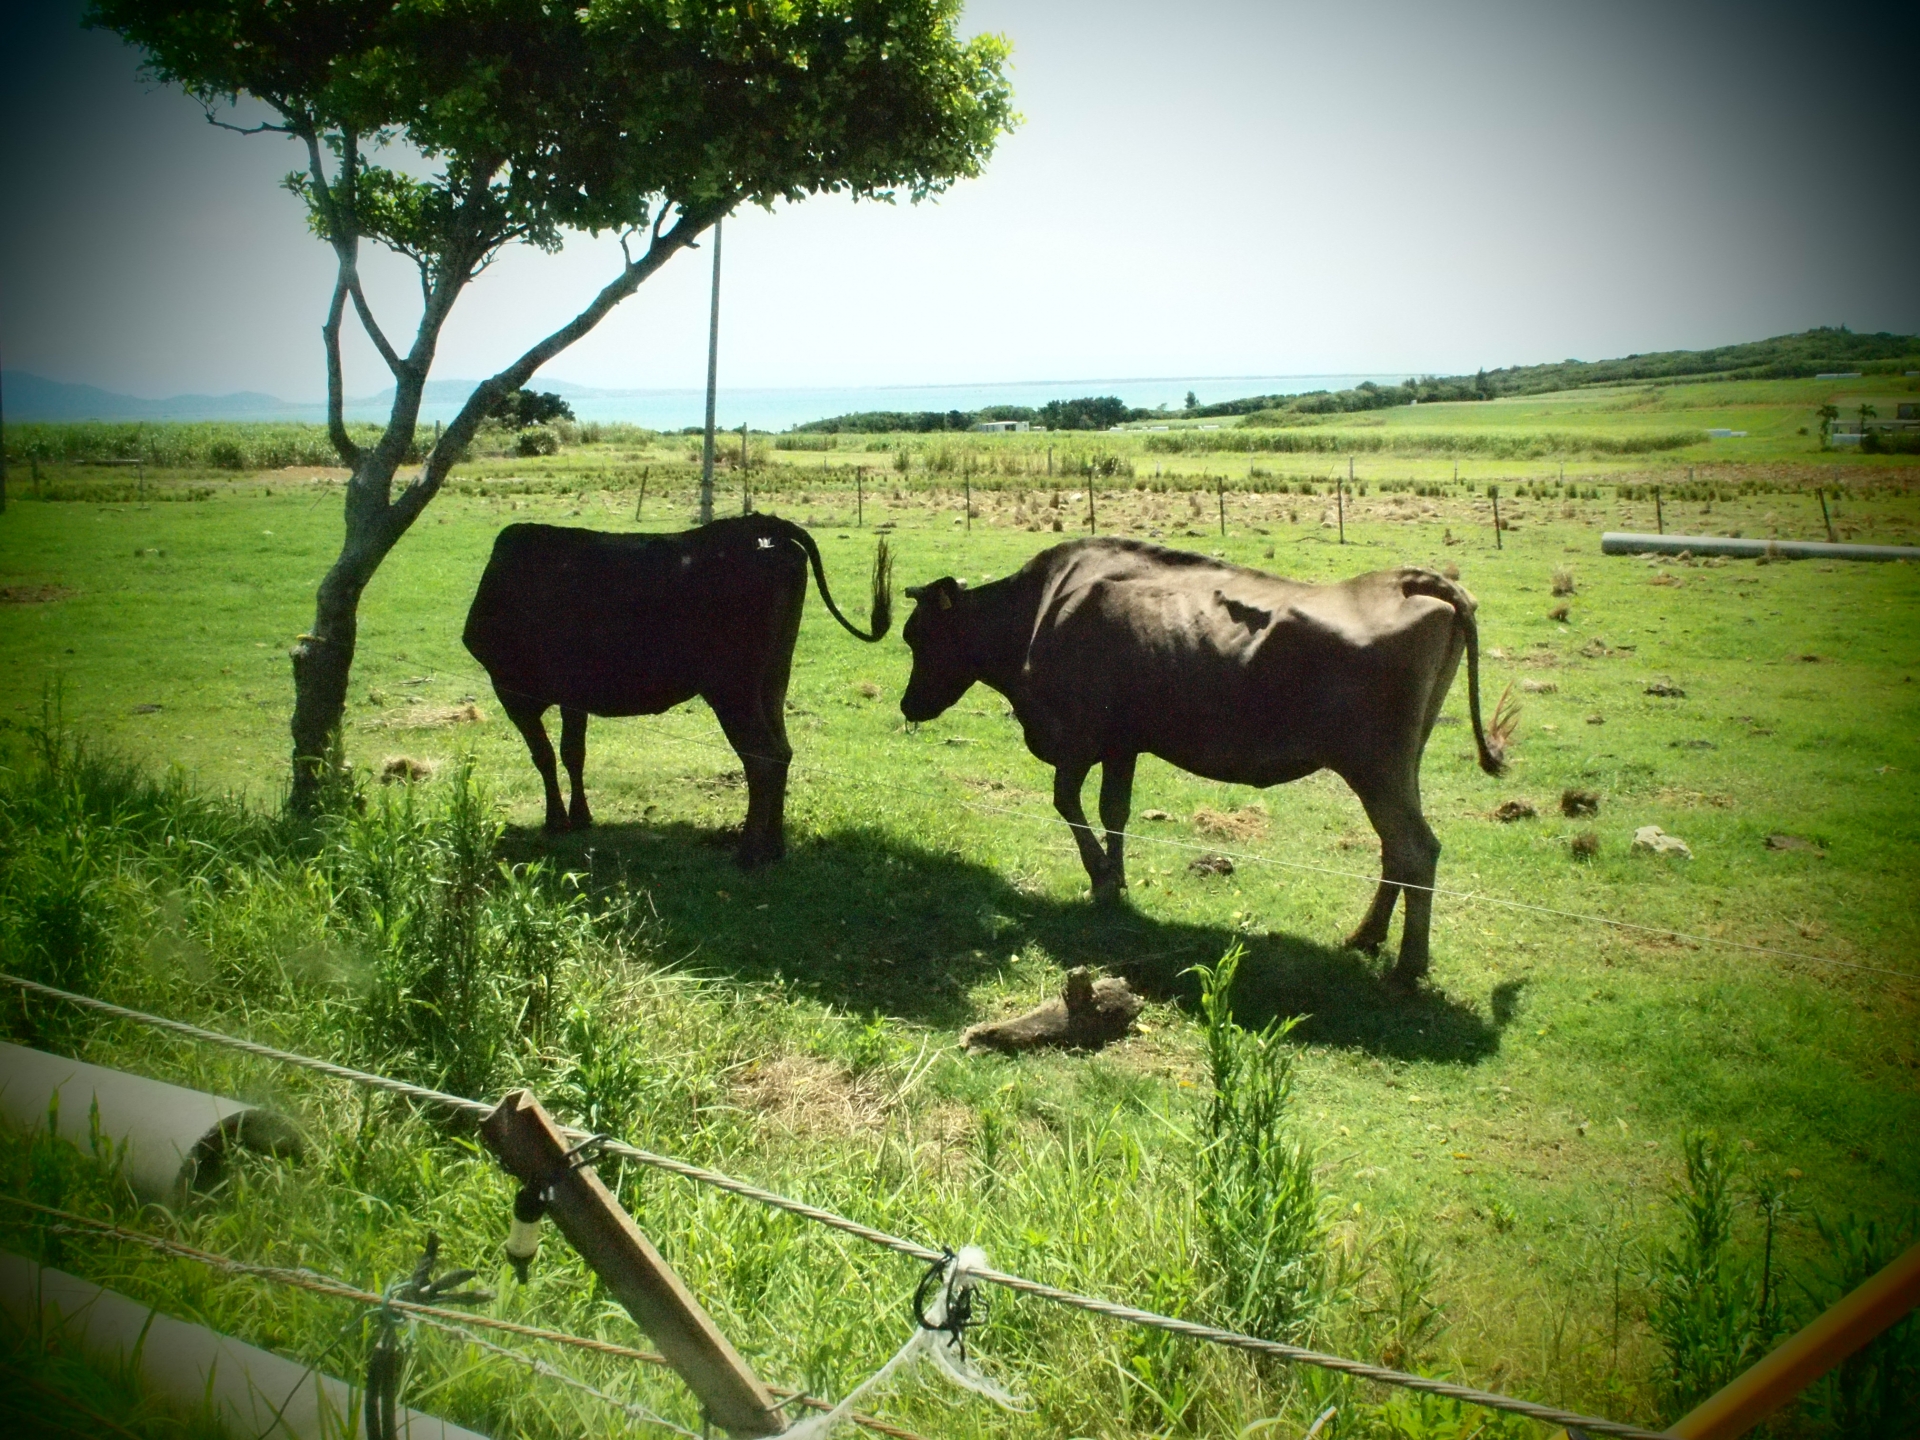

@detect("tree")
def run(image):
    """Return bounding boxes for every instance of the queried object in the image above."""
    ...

[488,390,574,430]
[1816,402,1840,446]
[90,0,1014,804]
[1039,395,1135,431]
[1184,390,1198,411]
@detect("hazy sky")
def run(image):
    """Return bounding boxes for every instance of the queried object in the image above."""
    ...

[4,1,1915,401]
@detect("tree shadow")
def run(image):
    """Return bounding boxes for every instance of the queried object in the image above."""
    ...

[502,817,1511,1065]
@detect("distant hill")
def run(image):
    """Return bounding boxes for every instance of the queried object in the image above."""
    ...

[789,328,1920,434]
[0,372,637,423]
[1207,327,1920,424]
[0,370,322,421]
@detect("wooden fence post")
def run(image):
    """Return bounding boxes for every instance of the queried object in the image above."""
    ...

[1662,1241,1920,1440]
[480,1091,784,1437]
[856,468,864,527]
[1817,487,1835,543]
[1490,485,1502,550]
[1218,474,1226,536]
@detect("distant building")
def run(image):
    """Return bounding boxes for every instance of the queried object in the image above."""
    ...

[970,419,1029,433]
[1706,428,1748,438]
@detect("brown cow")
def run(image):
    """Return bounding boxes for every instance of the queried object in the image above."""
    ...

[899,539,1512,983]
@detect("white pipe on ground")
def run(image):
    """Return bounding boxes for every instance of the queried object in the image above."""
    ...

[0,1042,302,1205]
[1601,532,1920,562]
[0,1251,489,1440]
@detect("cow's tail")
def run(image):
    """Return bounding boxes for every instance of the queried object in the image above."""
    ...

[788,522,892,642]
[1406,571,1514,776]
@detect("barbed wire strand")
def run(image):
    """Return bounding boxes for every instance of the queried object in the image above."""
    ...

[0,974,1669,1440]
[637,709,1912,984]
[0,1197,924,1440]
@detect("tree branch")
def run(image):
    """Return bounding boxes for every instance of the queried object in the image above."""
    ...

[389,199,727,531]
[348,278,409,381]
[201,106,290,137]
[321,276,361,468]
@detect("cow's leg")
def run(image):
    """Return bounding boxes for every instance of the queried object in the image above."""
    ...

[711,697,791,868]
[495,686,567,832]
[1096,752,1137,898]
[1348,772,1442,985]
[1053,761,1117,901]
[559,706,592,830]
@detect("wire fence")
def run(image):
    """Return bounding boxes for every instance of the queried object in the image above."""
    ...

[0,1195,923,1440]
[1,971,1673,1440]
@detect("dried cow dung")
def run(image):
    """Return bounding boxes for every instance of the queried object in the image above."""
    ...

[1645,679,1686,697]
[1188,853,1235,877]
[961,968,1144,1054]
[1560,788,1600,818]
[1493,799,1537,822]
[1765,833,1826,856]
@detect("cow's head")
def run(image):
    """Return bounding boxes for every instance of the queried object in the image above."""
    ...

[900,576,975,722]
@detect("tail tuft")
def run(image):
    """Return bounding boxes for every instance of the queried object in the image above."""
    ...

[1481,680,1519,775]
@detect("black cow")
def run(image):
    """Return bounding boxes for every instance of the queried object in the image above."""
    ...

[898,538,1513,983]
[464,515,890,865]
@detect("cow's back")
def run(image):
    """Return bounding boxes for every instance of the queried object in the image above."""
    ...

[463,519,808,714]
[1016,541,1462,783]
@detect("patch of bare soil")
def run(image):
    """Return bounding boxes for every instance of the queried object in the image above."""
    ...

[731,1053,888,1137]
[363,701,488,730]
[1191,802,1268,840]
[0,583,76,604]
[1655,787,1736,809]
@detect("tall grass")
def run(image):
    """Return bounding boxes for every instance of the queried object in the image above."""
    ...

[1146,429,1701,458]
[1193,945,1323,1343]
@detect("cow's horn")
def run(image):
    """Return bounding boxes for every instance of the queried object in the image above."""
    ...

[904,584,927,600]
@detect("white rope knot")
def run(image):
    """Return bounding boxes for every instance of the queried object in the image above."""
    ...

[783,1246,1024,1439]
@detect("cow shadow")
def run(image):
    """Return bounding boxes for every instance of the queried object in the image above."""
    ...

[502,818,1509,1065]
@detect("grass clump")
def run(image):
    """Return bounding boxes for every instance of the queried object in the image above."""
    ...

[1193,943,1322,1342]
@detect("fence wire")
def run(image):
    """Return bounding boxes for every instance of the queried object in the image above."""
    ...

[2,972,1672,1440]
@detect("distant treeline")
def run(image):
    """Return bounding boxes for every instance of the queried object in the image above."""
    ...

[793,327,1920,434]
[795,396,1141,433]
[1206,327,1920,425]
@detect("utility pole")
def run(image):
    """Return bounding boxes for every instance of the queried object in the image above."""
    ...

[699,217,723,525]
[740,422,750,514]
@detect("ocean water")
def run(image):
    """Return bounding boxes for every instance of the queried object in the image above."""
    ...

[362,373,1410,432]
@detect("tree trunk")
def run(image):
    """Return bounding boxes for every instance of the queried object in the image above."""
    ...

[288,463,404,806]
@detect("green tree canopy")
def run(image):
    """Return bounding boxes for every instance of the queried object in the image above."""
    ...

[87,0,1014,800]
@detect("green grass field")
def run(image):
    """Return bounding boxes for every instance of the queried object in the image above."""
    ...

[2,410,1918,1438]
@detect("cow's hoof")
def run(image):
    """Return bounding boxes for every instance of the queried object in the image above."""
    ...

[1385,963,1429,994]
[1344,931,1386,957]
[543,814,569,835]
[569,807,594,830]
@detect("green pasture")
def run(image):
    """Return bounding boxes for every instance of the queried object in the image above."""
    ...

[2,447,1918,1438]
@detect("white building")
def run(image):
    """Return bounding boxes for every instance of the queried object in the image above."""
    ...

[970,419,1030,433]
